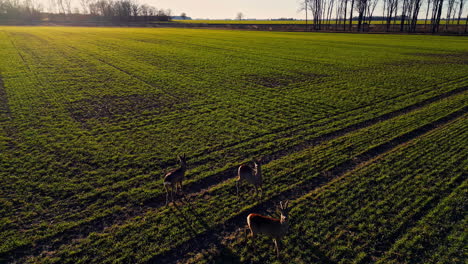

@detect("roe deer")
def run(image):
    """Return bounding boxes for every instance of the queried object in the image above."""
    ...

[247,201,290,258]
[163,154,188,206]
[236,159,263,197]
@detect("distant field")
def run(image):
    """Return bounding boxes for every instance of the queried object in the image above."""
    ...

[0,27,467,263]
[173,19,467,24]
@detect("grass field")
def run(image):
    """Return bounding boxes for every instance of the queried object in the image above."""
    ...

[0,27,467,263]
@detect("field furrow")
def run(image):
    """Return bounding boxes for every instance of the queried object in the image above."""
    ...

[179,114,466,264]
[22,96,466,263]
[3,85,466,262]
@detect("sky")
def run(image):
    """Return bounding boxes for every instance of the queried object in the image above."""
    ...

[148,0,305,20]
[36,0,308,19]
[35,0,446,20]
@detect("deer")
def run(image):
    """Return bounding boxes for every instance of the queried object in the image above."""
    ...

[236,159,263,197]
[163,154,188,206]
[247,201,291,258]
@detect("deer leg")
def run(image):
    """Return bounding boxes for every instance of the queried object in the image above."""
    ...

[170,186,174,203]
[273,239,280,258]
[165,185,169,206]
[236,180,240,197]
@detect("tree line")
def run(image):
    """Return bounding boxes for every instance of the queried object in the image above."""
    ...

[300,0,466,32]
[0,0,173,23]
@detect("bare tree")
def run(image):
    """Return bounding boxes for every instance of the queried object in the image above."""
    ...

[431,0,444,33]
[56,0,65,14]
[366,0,378,24]
[445,0,456,28]
[236,11,243,20]
[64,0,71,14]
[409,0,423,31]
[79,0,89,14]
[310,0,326,29]
[349,0,355,30]
[298,0,309,30]
[131,0,139,17]
[355,0,367,31]
[326,0,335,28]
[399,0,411,31]
[456,0,465,25]
[385,0,398,30]
[343,0,349,30]
[425,0,432,24]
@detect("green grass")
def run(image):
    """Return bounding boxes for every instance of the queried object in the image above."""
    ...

[0,27,466,263]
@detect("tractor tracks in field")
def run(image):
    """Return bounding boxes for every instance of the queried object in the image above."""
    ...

[0,74,18,144]
[2,85,467,263]
[150,105,467,264]
[0,74,10,118]
[149,76,468,175]
[62,42,182,101]
[369,172,467,262]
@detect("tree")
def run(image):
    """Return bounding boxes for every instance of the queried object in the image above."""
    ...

[431,0,444,33]
[399,0,410,31]
[326,0,335,27]
[180,12,187,20]
[131,0,139,18]
[236,12,243,20]
[298,0,309,30]
[355,0,367,31]
[456,0,465,25]
[366,0,378,24]
[79,0,89,14]
[424,0,432,25]
[349,0,355,30]
[445,0,456,29]
[409,0,423,31]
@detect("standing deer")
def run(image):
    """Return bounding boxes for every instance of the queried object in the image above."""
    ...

[247,201,290,258]
[236,159,263,197]
[163,154,188,206]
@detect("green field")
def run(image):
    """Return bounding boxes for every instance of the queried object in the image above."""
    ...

[0,27,467,263]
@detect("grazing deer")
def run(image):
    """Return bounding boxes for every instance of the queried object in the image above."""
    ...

[247,201,290,258]
[236,159,263,197]
[163,154,188,206]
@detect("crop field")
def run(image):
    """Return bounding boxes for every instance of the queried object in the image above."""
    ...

[0,27,467,263]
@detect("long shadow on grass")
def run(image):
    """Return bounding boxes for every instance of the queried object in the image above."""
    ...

[2,87,467,263]
[148,106,467,264]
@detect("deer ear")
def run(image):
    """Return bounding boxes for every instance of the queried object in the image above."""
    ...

[285,201,289,209]
[279,201,283,210]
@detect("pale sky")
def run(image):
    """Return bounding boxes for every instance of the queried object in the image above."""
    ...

[148,0,304,19]
[37,0,308,19]
[36,0,449,20]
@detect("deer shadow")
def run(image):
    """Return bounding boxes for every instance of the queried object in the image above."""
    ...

[208,243,242,264]
[287,227,336,264]
[171,199,210,236]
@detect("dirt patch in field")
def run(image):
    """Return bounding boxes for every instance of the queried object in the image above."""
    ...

[67,93,177,122]
[245,73,328,88]
[402,52,468,65]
